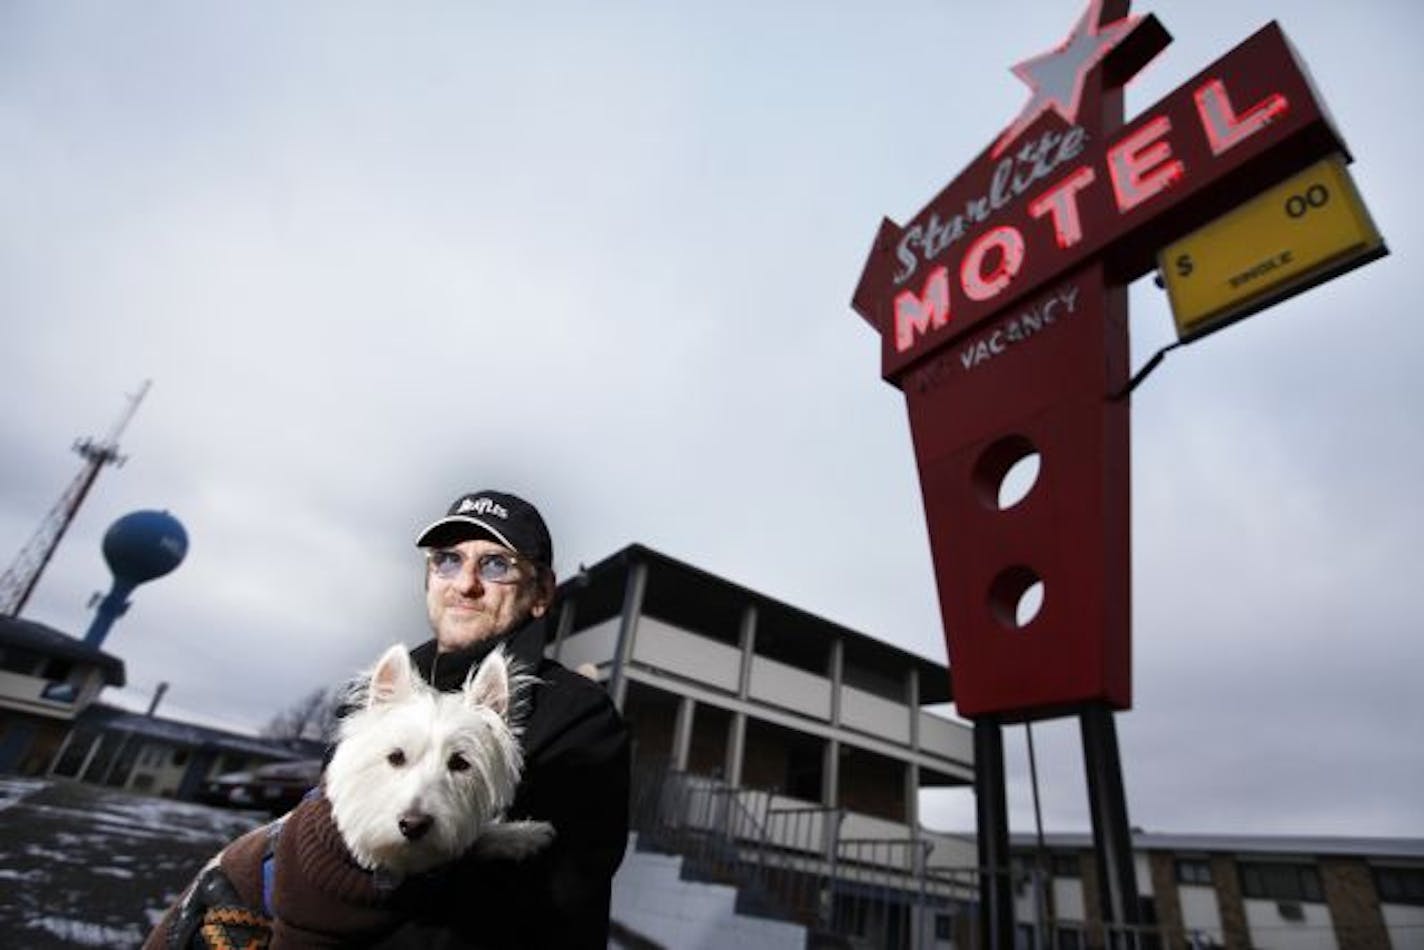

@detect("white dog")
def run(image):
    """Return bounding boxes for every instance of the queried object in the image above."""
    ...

[327,643,553,875]
[146,644,553,949]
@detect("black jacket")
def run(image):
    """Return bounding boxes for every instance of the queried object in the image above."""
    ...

[374,618,630,949]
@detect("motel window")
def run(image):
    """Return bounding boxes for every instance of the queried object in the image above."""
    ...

[1376,867,1424,906]
[1239,862,1323,903]
[1176,858,1213,885]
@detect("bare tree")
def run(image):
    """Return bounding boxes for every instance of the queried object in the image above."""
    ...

[262,686,341,743]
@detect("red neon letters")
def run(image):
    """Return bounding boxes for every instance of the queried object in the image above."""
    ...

[1195,77,1290,156]
[1029,166,1097,249]
[894,266,951,353]
[962,227,1026,302]
[892,73,1288,357]
[1107,115,1186,214]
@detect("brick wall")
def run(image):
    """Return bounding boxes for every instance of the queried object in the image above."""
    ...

[1209,855,1250,950]
[837,748,905,822]
[1320,857,1390,950]
[1149,851,1187,949]
[741,725,792,792]
[687,705,731,777]
[624,699,676,768]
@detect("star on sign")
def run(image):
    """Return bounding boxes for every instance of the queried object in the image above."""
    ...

[991,0,1144,158]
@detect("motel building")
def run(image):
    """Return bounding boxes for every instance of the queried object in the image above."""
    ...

[0,614,319,801]
[553,544,982,948]
[1008,832,1424,950]
[555,545,1424,950]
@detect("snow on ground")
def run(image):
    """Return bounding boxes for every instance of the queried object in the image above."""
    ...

[0,776,47,812]
[0,776,264,949]
[28,917,146,948]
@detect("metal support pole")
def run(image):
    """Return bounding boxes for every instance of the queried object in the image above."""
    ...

[146,682,169,717]
[550,594,576,662]
[725,711,746,787]
[915,839,931,950]
[1026,722,1052,949]
[48,726,78,777]
[824,809,841,931]
[100,729,134,787]
[974,715,1014,949]
[609,557,647,711]
[1080,703,1140,947]
[73,731,103,781]
[672,695,694,770]
[826,639,844,808]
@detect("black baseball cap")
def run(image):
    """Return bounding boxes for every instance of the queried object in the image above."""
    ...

[414,490,554,568]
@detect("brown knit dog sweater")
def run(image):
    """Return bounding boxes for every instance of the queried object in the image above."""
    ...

[146,791,403,949]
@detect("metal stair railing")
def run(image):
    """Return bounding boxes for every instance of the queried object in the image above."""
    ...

[752,804,846,926]
[628,761,983,945]
[630,767,756,884]
[630,764,841,926]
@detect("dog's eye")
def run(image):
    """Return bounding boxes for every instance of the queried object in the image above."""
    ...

[447,753,470,773]
[387,749,406,767]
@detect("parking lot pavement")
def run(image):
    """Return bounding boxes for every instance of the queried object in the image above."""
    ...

[0,775,264,948]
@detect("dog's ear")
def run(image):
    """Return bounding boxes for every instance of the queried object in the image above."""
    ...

[369,644,416,708]
[466,648,510,718]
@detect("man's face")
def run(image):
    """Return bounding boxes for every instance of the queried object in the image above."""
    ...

[424,538,550,652]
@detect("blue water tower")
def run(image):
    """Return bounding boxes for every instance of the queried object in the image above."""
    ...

[82,510,188,649]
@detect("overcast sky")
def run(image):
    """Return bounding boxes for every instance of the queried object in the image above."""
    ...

[3,0,1420,840]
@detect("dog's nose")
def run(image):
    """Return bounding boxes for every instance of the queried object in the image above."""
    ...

[398,812,433,841]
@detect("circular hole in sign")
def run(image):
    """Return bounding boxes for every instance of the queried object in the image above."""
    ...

[1015,579,1045,627]
[999,453,1041,510]
[973,435,1041,511]
[989,566,1045,630]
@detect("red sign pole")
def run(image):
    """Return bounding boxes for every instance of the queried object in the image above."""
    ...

[851,1,1352,942]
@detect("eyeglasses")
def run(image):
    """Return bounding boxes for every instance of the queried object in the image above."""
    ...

[426,549,529,585]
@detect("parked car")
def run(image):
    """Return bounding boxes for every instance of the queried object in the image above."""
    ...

[195,768,255,807]
[198,758,323,814]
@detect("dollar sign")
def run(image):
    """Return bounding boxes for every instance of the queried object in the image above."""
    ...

[1176,254,1194,278]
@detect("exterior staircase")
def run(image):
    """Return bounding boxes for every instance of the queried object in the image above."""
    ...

[610,832,808,950]
[616,764,979,949]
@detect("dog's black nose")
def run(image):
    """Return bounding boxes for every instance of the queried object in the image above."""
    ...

[398,812,433,841]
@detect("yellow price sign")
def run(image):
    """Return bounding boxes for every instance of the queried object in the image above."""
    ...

[1158,155,1386,341]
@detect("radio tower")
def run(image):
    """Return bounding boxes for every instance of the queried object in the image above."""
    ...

[0,381,152,618]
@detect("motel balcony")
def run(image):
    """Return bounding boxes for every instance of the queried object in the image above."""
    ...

[544,544,979,918]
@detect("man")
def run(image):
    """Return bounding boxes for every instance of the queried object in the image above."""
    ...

[377,490,630,949]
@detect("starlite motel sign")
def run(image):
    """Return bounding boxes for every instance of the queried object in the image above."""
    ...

[851,0,1384,718]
